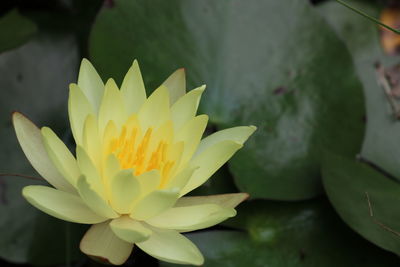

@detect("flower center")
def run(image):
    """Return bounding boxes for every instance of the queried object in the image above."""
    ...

[108,119,176,180]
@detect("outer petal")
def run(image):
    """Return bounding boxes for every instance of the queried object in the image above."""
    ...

[136,228,204,266]
[110,169,141,214]
[12,113,76,193]
[138,85,170,130]
[76,146,104,195]
[174,115,208,166]
[136,170,161,195]
[68,83,95,145]
[195,125,256,156]
[41,127,80,188]
[176,193,249,208]
[82,114,101,167]
[181,141,243,196]
[130,188,179,221]
[162,68,186,105]
[164,165,197,190]
[110,216,152,243]
[146,204,236,232]
[120,60,146,114]
[77,58,105,112]
[98,78,128,134]
[80,221,133,265]
[23,185,106,224]
[77,175,118,219]
[171,85,205,131]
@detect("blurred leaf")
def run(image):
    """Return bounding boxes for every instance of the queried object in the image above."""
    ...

[0,9,37,53]
[161,200,399,267]
[0,32,86,265]
[322,152,400,256]
[318,0,400,181]
[89,0,365,200]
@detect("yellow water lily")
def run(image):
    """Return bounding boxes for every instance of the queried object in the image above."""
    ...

[13,59,256,265]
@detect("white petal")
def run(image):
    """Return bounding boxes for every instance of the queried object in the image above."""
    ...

[136,228,204,265]
[110,216,152,243]
[181,141,243,196]
[80,221,133,265]
[23,185,106,224]
[41,127,80,188]
[121,60,147,114]
[77,58,104,112]
[12,113,76,193]
[146,203,235,232]
[162,68,186,105]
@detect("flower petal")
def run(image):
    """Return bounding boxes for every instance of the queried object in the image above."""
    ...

[77,58,104,113]
[130,188,179,221]
[76,146,104,195]
[121,60,146,115]
[136,170,161,195]
[138,85,170,130]
[98,78,128,134]
[80,221,133,265]
[146,204,236,232]
[162,68,186,105]
[136,228,204,266]
[174,115,208,166]
[110,216,152,243]
[82,114,101,167]
[176,193,249,209]
[195,125,256,156]
[77,175,118,219]
[181,141,243,195]
[41,127,80,188]
[68,83,95,145]
[165,165,197,190]
[110,169,141,214]
[12,113,76,193]
[23,185,106,224]
[171,85,205,131]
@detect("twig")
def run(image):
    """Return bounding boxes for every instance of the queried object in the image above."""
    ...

[0,173,42,181]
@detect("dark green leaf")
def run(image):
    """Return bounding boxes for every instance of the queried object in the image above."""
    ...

[322,152,400,256]
[0,9,37,53]
[89,0,365,200]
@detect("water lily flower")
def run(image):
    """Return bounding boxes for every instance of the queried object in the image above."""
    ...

[13,59,256,265]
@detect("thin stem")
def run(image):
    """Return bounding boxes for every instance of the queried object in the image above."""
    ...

[0,173,42,181]
[336,0,400,34]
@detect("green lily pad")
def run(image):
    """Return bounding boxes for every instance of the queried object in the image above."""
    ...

[322,152,400,256]
[89,0,365,200]
[0,9,37,53]
[160,200,399,267]
[0,32,87,264]
[318,0,400,180]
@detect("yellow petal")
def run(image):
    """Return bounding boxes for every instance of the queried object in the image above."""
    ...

[181,141,243,196]
[136,228,204,266]
[176,193,249,209]
[68,83,95,145]
[138,85,170,130]
[165,165,197,190]
[174,115,208,166]
[146,204,236,232]
[80,221,133,265]
[171,85,205,131]
[195,125,256,156]
[82,114,101,168]
[136,170,161,195]
[77,175,118,219]
[162,68,186,105]
[76,146,104,195]
[110,169,141,214]
[77,58,104,112]
[41,127,80,188]
[12,113,76,193]
[130,188,179,221]
[98,78,128,134]
[23,185,106,224]
[110,216,152,243]
[121,60,146,115]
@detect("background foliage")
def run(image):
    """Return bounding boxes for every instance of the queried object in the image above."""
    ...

[1,0,400,266]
